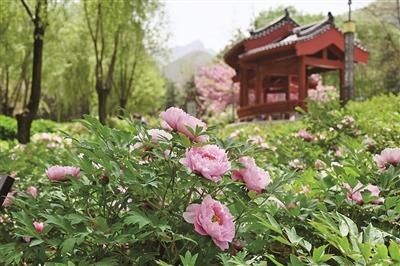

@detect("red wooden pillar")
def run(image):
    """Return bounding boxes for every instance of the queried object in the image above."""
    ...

[286,75,291,101]
[298,57,307,110]
[239,68,247,107]
[264,76,270,103]
[243,68,249,106]
[255,66,263,104]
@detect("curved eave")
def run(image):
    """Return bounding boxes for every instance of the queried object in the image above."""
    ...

[239,27,368,64]
[224,40,245,68]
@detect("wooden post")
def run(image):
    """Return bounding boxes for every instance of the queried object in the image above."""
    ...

[255,66,262,104]
[298,57,306,110]
[286,76,291,101]
[343,1,355,104]
[0,176,14,208]
[239,69,245,107]
[242,69,249,106]
[339,69,345,101]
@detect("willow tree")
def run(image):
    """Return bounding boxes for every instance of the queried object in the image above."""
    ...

[0,1,32,117]
[114,0,163,117]
[83,0,132,124]
[17,0,48,143]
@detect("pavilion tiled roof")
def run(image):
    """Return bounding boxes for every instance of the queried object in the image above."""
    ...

[224,9,368,68]
[240,12,367,59]
[249,8,299,39]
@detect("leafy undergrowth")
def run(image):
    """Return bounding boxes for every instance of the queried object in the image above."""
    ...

[0,94,399,265]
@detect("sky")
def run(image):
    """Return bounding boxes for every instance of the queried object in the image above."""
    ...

[164,0,375,52]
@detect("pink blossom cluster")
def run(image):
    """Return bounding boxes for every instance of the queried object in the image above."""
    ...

[344,182,384,205]
[161,107,208,142]
[297,129,314,142]
[232,157,271,193]
[180,145,231,182]
[46,166,80,181]
[166,109,273,250]
[194,63,239,113]
[308,85,337,103]
[183,195,235,250]
[373,147,400,170]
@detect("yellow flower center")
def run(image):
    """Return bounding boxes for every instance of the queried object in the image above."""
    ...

[212,215,222,224]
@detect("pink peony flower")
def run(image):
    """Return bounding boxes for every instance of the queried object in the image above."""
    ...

[344,183,364,205]
[365,184,385,204]
[160,107,187,131]
[373,148,400,170]
[33,221,44,233]
[297,129,314,142]
[183,195,235,250]
[147,129,172,141]
[363,137,376,150]
[176,115,208,141]
[26,186,38,198]
[344,182,384,205]
[180,145,231,182]
[46,166,80,181]
[232,156,271,193]
[1,191,16,207]
[160,107,208,142]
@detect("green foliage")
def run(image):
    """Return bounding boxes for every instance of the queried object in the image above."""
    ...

[0,0,166,123]
[0,115,17,140]
[1,94,400,264]
[0,116,58,140]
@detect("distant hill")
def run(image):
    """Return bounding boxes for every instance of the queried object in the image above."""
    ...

[164,50,214,86]
[169,40,215,62]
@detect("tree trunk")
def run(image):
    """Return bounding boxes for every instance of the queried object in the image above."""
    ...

[16,112,32,143]
[97,80,109,125]
[119,97,127,117]
[16,23,44,143]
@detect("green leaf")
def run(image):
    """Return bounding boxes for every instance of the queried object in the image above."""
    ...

[29,239,44,247]
[124,211,152,229]
[376,244,389,259]
[339,220,349,237]
[312,245,326,262]
[358,243,372,262]
[179,251,198,266]
[94,257,118,266]
[289,254,305,266]
[61,238,76,254]
[389,241,400,261]
[285,227,302,245]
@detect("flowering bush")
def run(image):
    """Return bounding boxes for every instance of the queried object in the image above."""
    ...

[1,95,400,265]
[194,63,239,114]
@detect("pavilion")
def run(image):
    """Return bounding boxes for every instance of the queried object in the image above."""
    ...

[224,9,368,120]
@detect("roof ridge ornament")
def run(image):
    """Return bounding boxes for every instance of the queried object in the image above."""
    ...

[284,8,290,18]
[328,12,334,23]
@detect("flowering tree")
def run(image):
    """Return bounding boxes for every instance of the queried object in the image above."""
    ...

[194,62,239,114]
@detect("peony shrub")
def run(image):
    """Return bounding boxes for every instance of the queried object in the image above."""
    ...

[1,97,400,265]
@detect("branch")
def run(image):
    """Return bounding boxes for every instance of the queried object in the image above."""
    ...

[20,0,35,23]
[397,0,400,27]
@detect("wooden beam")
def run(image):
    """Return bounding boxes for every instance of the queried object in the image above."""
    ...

[237,100,299,119]
[304,56,344,69]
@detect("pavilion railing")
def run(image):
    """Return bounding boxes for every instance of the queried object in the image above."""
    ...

[237,100,299,119]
